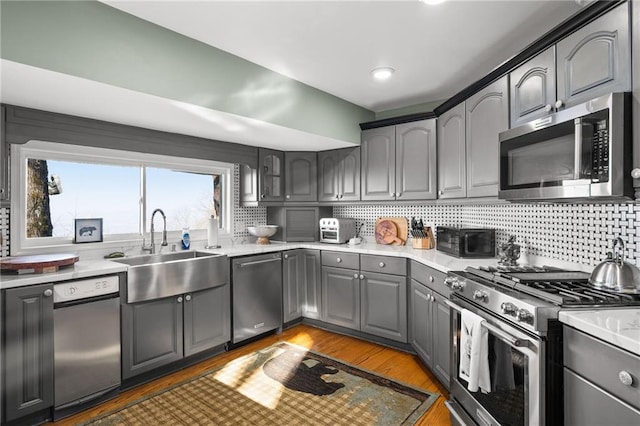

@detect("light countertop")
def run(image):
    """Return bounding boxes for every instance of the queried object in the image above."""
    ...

[559,308,640,357]
[0,260,127,289]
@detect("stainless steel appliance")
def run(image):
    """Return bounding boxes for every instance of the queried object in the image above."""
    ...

[444,265,640,426]
[498,92,632,202]
[319,218,357,244]
[436,226,495,258]
[53,275,121,410]
[231,253,282,344]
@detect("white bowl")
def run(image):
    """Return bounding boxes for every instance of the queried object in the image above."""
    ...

[247,225,278,238]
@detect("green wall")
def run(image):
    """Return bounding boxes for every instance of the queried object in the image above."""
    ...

[0,1,374,145]
[375,99,445,120]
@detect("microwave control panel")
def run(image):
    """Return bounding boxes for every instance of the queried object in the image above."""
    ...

[592,119,609,183]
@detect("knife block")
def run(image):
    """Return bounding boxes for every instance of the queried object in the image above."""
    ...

[412,228,435,250]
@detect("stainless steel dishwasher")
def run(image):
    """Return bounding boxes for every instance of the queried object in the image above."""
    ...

[231,253,282,344]
[53,275,121,410]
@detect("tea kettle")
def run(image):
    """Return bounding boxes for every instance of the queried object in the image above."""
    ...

[589,237,640,294]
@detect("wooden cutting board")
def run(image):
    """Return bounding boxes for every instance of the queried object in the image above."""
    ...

[375,217,407,246]
[0,253,79,274]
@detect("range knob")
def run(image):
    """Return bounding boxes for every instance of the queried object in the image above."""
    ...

[444,277,457,287]
[451,280,466,291]
[501,302,518,315]
[472,290,488,301]
[516,308,534,324]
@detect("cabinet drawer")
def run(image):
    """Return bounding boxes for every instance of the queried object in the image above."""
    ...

[360,254,406,276]
[321,251,359,269]
[564,326,640,410]
[410,261,449,297]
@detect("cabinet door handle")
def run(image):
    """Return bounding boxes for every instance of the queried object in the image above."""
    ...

[554,99,564,109]
[396,192,401,198]
[338,194,343,199]
[177,296,183,303]
[390,192,395,198]
[619,371,634,386]
[544,104,552,113]
[43,289,53,297]
[359,274,364,280]
[286,194,291,199]
[353,273,359,279]
[185,295,192,302]
[429,276,435,282]
[336,257,342,263]
[260,194,266,199]
[284,254,289,259]
[335,194,340,199]
[379,262,385,268]
[438,190,443,196]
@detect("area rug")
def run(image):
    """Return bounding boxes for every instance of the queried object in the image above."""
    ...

[84,342,439,426]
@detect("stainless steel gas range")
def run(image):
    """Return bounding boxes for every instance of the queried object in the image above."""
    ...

[444,265,640,426]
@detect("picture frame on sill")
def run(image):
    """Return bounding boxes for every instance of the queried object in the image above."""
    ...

[74,218,103,243]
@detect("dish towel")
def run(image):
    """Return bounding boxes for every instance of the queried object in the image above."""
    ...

[459,309,491,394]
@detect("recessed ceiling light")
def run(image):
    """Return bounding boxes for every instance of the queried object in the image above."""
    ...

[371,67,395,81]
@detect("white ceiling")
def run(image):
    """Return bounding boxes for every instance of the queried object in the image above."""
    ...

[103,0,583,112]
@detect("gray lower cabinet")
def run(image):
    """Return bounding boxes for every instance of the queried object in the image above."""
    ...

[360,271,407,343]
[184,286,230,357]
[284,152,317,202]
[3,284,54,422]
[123,285,229,379]
[556,2,631,109]
[283,249,321,322]
[409,262,451,389]
[122,296,184,380]
[321,266,360,329]
[563,326,640,425]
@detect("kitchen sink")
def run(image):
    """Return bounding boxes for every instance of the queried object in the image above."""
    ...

[112,251,228,303]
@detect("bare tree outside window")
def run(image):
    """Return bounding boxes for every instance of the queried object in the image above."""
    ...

[26,159,53,237]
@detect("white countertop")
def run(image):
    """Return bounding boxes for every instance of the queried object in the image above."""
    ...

[0,260,127,289]
[559,308,640,357]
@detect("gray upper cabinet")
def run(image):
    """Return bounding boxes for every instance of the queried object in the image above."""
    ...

[362,119,437,201]
[258,148,284,202]
[556,2,631,109]
[437,102,466,199]
[240,164,258,204]
[3,284,54,422]
[465,76,508,198]
[318,148,360,202]
[510,47,556,127]
[395,119,437,200]
[284,152,317,202]
[0,106,8,205]
[361,126,395,201]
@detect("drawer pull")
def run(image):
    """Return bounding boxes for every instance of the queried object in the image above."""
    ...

[43,289,53,297]
[379,262,385,268]
[619,370,634,386]
[336,257,342,263]
[429,276,434,282]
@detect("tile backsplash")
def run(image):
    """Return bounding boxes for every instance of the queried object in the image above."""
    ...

[334,202,640,268]
[0,207,9,257]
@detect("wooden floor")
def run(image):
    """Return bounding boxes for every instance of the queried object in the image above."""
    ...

[51,324,451,425]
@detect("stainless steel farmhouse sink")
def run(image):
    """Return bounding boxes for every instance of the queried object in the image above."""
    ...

[112,251,228,303]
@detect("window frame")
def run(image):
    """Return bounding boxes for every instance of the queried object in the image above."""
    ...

[11,140,233,255]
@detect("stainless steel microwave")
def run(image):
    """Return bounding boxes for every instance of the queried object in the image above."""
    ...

[498,92,632,202]
[436,226,495,258]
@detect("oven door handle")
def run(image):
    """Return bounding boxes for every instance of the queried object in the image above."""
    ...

[445,300,530,348]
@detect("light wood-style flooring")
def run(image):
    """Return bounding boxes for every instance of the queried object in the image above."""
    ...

[50,324,451,425]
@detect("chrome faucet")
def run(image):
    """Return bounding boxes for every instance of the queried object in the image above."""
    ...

[142,208,168,254]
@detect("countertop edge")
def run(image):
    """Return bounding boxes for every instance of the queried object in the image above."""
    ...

[559,309,640,357]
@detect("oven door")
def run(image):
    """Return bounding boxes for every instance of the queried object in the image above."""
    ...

[446,296,544,426]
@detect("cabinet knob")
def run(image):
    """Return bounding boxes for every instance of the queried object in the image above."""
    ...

[619,371,634,386]
[396,192,401,198]
[335,194,340,199]
[353,273,359,279]
[185,294,192,301]
[390,192,395,198]
[544,104,552,113]
[379,262,385,268]
[438,190,443,196]
[429,276,434,282]
[260,194,266,199]
[177,296,183,303]
[0,188,4,194]
[43,289,53,297]
[338,194,343,199]
[284,254,289,259]
[431,295,436,303]
[359,274,364,280]
[554,99,564,109]
[631,168,640,179]
[286,194,291,199]
[336,257,342,263]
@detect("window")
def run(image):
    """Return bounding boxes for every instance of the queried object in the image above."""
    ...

[13,141,232,253]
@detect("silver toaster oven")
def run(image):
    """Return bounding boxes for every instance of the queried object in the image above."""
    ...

[319,218,357,244]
